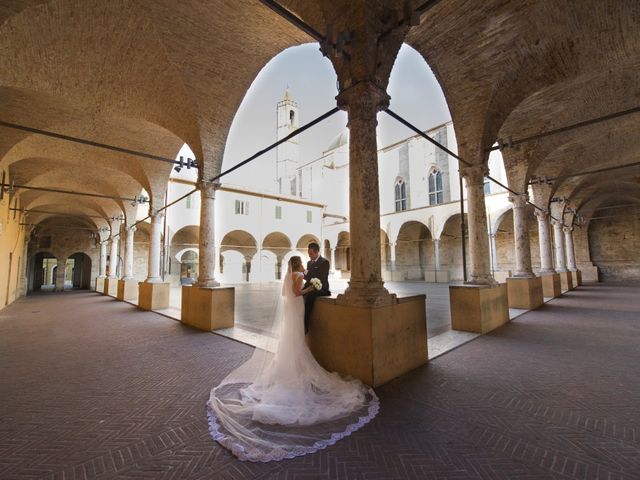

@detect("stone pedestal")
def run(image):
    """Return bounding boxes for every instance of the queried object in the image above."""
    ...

[436,270,450,283]
[103,278,118,297]
[577,264,597,282]
[506,276,544,310]
[117,279,138,301]
[138,282,170,310]
[95,277,105,293]
[559,271,574,292]
[181,285,235,331]
[450,284,509,334]
[571,270,582,287]
[540,273,561,298]
[308,295,428,387]
[493,271,512,284]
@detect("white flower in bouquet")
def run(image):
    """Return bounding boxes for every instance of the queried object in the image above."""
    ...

[310,278,322,291]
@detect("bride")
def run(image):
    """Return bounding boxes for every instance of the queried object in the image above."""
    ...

[207,255,379,462]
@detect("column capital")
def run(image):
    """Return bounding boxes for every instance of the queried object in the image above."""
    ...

[534,208,549,219]
[336,81,390,115]
[128,225,137,234]
[198,180,219,199]
[149,208,165,223]
[508,192,528,208]
[459,164,488,186]
[563,226,574,233]
[551,218,564,227]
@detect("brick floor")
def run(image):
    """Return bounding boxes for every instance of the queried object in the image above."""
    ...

[0,283,639,479]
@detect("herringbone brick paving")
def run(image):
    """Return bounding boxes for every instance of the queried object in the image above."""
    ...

[0,283,638,479]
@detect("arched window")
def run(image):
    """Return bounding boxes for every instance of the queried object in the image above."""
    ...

[395,178,407,212]
[428,169,443,205]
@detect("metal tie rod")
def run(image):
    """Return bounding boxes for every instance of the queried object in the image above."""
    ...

[488,105,640,152]
[209,107,340,183]
[0,120,195,167]
[1,183,141,203]
[10,207,106,219]
[124,107,342,236]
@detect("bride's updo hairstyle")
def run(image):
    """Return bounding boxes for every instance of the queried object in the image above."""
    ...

[289,256,303,272]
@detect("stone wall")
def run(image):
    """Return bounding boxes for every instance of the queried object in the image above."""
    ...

[588,207,640,282]
[0,192,27,309]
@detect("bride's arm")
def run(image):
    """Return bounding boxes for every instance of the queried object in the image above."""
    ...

[292,273,313,296]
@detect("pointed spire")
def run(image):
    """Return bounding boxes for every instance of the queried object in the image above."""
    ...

[284,85,291,101]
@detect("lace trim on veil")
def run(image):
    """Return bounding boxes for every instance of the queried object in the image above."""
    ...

[207,388,380,462]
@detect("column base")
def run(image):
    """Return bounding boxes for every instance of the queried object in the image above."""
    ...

[571,270,582,287]
[506,276,544,310]
[117,279,138,301]
[335,280,396,308]
[540,273,561,298]
[95,277,105,293]
[450,284,509,334]
[308,295,428,387]
[181,285,234,331]
[137,282,170,310]
[559,271,574,292]
[103,278,118,297]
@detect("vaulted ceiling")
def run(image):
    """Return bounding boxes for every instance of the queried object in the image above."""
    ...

[1,0,637,239]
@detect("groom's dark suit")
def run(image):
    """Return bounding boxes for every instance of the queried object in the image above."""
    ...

[303,256,331,334]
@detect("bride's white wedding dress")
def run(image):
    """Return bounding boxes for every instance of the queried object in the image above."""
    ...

[207,270,379,462]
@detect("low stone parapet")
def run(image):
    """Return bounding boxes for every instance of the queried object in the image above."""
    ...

[308,295,428,387]
[506,276,544,309]
[449,283,509,334]
[138,282,170,310]
[181,285,235,331]
[559,271,574,292]
[117,279,138,301]
[540,273,561,298]
[103,278,118,297]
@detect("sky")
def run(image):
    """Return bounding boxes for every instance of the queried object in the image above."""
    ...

[217,43,451,191]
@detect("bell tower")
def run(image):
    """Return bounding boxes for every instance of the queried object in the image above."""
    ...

[276,88,300,196]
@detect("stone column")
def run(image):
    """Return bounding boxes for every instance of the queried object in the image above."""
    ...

[434,239,441,271]
[330,247,336,274]
[19,237,29,296]
[197,181,219,287]
[564,227,577,271]
[489,234,498,272]
[534,210,555,273]
[108,236,119,278]
[54,258,66,292]
[552,220,567,272]
[123,226,136,279]
[509,193,534,277]
[99,241,107,277]
[459,164,496,285]
[335,81,393,307]
[390,242,397,271]
[244,256,252,282]
[146,209,164,283]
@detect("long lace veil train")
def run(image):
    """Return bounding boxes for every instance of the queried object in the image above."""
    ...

[207,263,379,462]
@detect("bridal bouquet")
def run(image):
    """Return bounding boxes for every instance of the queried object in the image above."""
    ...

[310,278,322,291]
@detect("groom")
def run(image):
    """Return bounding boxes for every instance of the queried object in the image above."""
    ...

[303,242,331,334]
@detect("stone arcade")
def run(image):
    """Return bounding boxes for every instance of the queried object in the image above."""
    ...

[0,1,639,477]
